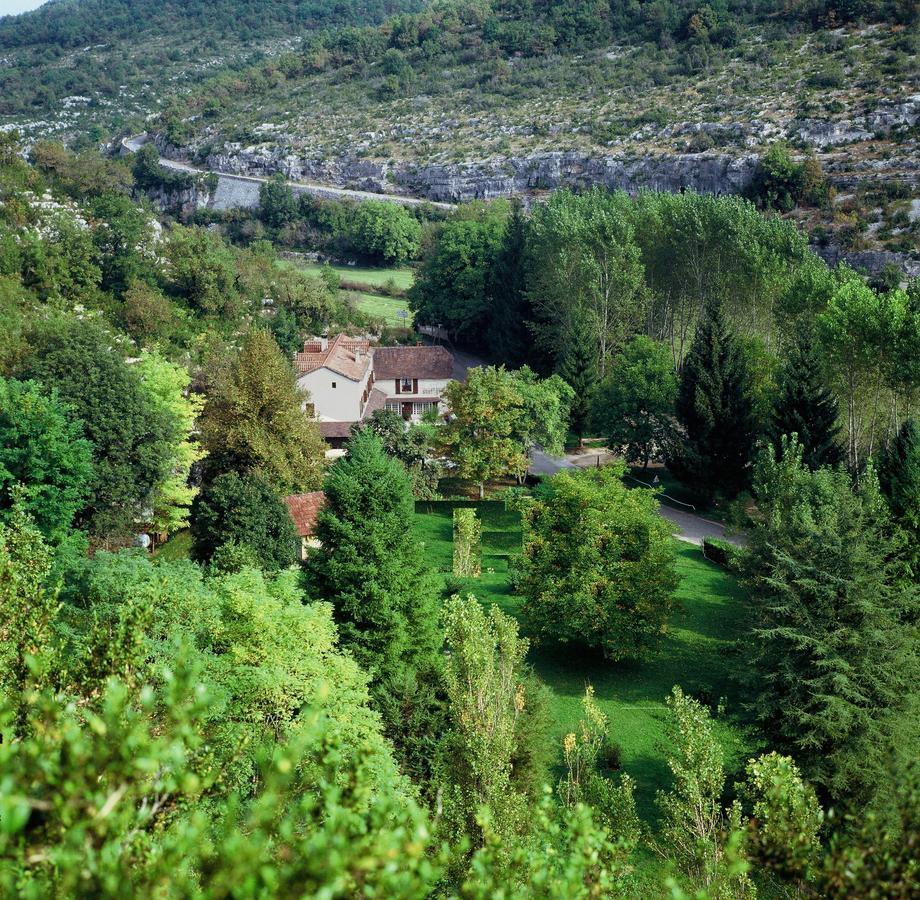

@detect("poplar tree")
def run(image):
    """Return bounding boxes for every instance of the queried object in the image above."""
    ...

[771,337,843,470]
[668,299,758,498]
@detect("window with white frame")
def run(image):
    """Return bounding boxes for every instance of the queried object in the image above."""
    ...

[400,377,413,393]
[412,401,435,417]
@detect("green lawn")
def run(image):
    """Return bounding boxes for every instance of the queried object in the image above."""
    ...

[412,500,757,825]
[345,290,413,326]
[283,260,415,291]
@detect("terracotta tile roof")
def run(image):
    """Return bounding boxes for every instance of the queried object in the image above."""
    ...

[284,491,326,538]
[373,345,453,380]
[295,334,372,381]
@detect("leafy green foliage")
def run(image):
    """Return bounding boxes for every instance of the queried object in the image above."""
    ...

[593,335,678,467]
[199,329,325,492]
[349,200,421,264]
[17,317,174,538]
[738,751,823,883]
[656,686,755,897]
[527,189,647,378]
[747,143,830,212]
[444,366,572,495]
[410,207,508,345]
[190,471,298,571]
[441,594,531,852]
[0,377,93,543]
[519,465,678,661]
[453,507,482,577]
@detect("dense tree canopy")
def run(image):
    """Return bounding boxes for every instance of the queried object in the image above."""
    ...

[17,318,174,538]
[190,471,299,571]
[668,300,759,499]
[519,465,678,661]
[199,329,325,492]
[0,377,93,543]
[739,438,920,810]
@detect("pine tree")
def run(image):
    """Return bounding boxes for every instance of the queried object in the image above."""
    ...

[305,430,445,783]
[557,308,598,442]
[771,337,843,470]
[740,439,919,810]
[486,200,533,368]
[878,418,920,573]
[668,300,759,498]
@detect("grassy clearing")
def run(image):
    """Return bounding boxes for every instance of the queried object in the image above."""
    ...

[287,260,415,291]
[412,498,757,825]
[344,290,413,325]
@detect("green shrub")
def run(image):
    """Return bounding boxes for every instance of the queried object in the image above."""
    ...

[702,537,739,567]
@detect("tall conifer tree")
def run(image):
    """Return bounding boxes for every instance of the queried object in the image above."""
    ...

[771,337,843,469]
[740,439,919,810]
[668,300,758,498]
[878,418,920,573]
[487,200,533,368]
[557,309,598,442]
[305,430,445,782]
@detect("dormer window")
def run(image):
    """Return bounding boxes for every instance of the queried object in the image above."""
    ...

[400,377,413,393]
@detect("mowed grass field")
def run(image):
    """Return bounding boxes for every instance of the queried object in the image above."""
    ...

[276,259,415,325]
[412,499,758,825]
[297,262,415,291]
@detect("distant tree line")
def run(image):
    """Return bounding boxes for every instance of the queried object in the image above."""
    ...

[410,188,920,502]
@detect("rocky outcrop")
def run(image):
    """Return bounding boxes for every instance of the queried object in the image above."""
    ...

[195,143,760,203]
[813,243,920,280]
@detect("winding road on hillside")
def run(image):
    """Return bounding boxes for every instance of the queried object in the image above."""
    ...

[122,134,455,210]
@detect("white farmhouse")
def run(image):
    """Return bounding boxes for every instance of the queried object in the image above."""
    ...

[372,345,454,419]
[294,335,454,448]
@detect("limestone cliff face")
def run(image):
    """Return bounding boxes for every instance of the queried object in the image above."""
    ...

[196,145,761,202]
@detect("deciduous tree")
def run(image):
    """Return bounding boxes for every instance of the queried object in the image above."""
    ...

[0,377,93,542]
[199,329,325,492]
[519,465,678,661]
[593,335,677,468]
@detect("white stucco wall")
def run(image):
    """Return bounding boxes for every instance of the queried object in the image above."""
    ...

[377,378,451,399]
[298,368,370,421]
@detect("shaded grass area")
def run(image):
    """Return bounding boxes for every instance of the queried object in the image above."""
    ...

[412,500,758,825]
[154,529,193,561]
[344,289,413,325]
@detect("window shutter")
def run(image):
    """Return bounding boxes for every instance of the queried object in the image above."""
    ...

[413,378,418,393]
[395,379,401,394]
